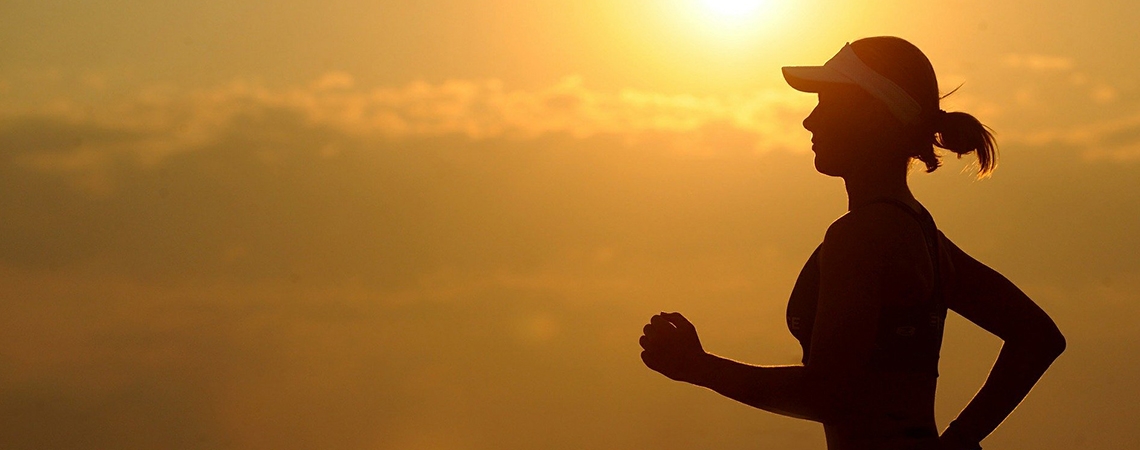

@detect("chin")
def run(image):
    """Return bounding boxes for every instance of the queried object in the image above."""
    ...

[813,155,845,178]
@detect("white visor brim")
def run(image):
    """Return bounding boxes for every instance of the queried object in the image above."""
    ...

[781,66,853,92]
[782,43,923,125]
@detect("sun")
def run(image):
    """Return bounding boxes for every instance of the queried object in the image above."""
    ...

[702,0,766,16]
[680,0,786,45]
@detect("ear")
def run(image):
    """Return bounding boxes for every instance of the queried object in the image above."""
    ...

[897,120,935,157]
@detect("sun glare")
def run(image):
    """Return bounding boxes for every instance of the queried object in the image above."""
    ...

[703,0,766,16]
[685,0,782,43]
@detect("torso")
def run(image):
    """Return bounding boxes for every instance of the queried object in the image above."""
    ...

[786,199,950,449]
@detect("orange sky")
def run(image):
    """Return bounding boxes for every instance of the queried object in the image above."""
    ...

[1,1,1138,449]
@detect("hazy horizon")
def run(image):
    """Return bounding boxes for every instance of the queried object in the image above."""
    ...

[2,1,1138,449]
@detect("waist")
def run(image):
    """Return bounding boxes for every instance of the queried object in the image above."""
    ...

[823,427,940,450]
[824,374,938,447]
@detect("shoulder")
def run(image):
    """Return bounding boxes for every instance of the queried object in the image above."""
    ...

[823,203,918,251]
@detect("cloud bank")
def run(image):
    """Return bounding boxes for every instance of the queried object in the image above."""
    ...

[1,73,1139,450]
[1,74,815,168]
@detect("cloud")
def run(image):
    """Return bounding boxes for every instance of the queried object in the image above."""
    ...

[361,75,812,145]
[1090,85,1118,104]
[2,72,1140,450]
[0,74,814,173]
[1003,53,1075,71]
[0,129,822,291]
[2,71,1138,287]
[1006,112,1140,160]
[970,54,1134,140]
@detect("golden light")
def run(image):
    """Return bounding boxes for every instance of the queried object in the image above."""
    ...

[702,0,767,17]
[681,0,783,46]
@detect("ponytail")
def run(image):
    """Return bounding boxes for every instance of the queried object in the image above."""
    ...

[846,37,999,178]
[921,109,998,179]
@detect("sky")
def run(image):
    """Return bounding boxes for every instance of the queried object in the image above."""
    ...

[1,0,1139,449]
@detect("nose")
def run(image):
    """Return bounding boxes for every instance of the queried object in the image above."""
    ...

[802,104,820,133]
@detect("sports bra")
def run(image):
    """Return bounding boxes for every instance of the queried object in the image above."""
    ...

[785,198,948,376]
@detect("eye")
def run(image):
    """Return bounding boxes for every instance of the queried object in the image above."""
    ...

[816,93,838,110]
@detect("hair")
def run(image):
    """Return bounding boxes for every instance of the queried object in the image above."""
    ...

[850,37,998,178]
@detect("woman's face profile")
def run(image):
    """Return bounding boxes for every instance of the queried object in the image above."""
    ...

[802,85,901,178]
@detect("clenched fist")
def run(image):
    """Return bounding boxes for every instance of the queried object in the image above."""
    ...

[639,312,711,384]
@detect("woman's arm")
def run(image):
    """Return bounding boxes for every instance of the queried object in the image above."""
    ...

[939,235,1067,449]
[640,312,822,421]
[639,208,900,423]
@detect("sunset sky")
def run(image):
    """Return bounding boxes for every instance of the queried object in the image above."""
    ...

[2,1,1139,449]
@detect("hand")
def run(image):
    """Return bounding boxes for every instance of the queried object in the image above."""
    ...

[639,312,710,384]
[938,427,983,450]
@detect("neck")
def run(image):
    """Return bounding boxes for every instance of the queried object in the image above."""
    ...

[843,161,915,211]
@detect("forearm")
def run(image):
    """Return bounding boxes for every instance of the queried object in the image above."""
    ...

[690,353,821,422]
[942,339,1065,446]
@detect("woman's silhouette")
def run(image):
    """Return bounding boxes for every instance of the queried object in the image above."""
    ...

[638,37,1066,450]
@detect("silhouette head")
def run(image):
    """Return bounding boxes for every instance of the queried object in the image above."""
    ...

[783,37,996,179]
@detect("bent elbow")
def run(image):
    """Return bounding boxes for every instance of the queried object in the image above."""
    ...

[1046,329,1067,358]
[1006,324,1066,359]
[1039,318,1067,358]
[1026,327,1066,359]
